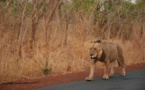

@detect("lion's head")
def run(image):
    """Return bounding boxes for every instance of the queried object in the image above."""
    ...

[89,40,103,60]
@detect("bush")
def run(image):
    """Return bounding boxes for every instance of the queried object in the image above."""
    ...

[42,59,52,75]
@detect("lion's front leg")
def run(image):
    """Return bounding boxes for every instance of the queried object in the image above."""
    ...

[103,62,109,80]
[109,62,114,77]
[86,60,96,81]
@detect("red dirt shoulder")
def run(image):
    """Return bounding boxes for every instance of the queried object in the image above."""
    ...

[0,63,145,90]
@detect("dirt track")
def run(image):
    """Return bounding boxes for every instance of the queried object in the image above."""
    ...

[0,63,145,90]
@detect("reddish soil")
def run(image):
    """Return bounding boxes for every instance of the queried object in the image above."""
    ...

[0,63,145,90]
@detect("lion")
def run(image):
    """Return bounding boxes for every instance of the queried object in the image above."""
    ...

[86,40,125,81]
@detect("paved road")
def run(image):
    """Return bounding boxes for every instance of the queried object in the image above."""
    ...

[37,70,145,90]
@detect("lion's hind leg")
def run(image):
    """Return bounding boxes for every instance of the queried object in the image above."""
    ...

[117,57,126,77]
[117,46,126,76]
[121,66,125,76]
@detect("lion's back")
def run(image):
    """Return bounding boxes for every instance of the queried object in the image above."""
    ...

[102,42,120,60]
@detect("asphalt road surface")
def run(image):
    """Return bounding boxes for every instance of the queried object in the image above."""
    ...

[37,70,145,90]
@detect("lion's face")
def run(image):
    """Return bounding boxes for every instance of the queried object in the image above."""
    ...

[89,47,100,59]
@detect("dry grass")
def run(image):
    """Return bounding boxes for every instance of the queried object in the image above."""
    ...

[0,21,145,83]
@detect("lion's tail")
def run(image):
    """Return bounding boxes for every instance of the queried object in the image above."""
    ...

[117,58,125,67]
[117,59,121,67]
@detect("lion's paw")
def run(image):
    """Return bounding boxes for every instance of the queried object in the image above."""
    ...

[121,73,126,77]
[85,77,93,81]
[103,75,109,80]
[109,73,114,78]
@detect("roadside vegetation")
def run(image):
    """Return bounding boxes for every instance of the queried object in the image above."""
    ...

[0,0,145,83]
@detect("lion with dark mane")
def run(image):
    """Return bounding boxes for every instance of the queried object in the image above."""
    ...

[86,40,125,81]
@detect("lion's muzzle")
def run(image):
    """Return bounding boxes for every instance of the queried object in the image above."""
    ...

[90,55,98,60]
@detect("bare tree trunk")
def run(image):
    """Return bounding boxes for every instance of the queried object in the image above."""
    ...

[31,20,37,42]
[43,0,61,59]
[0,7,2,25]
[17,0,28,59]
[140,21,144,38]
[45,0,61,42]
[30,0,38,49]
[64,14,68,46]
